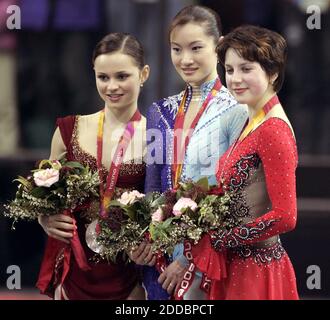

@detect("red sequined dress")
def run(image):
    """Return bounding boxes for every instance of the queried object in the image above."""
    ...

[36,115,146,299]
[193,118,299,300]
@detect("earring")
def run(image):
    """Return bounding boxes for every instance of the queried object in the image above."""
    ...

[140,83,144,88]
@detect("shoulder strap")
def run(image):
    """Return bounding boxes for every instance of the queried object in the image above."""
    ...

[56,115,76,159]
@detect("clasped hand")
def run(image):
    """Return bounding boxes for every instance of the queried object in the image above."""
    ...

[158,260,187,295]
[129,242,187,295]
[38,213,76,244]
[128,241,156,266]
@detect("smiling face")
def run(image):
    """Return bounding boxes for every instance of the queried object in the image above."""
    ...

[94,51,148,111]
[224,48,275,108]
[170,22,218,86]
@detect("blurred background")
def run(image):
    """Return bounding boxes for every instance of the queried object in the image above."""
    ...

[0,0,329,300]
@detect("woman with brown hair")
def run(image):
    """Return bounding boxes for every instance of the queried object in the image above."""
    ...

[36,32,149,300]
[195,25,299,299]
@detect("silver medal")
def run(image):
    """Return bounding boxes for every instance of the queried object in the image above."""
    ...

[85,219,104,253]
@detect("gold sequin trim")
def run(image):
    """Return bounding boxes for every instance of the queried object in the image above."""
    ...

[70,116,146,182]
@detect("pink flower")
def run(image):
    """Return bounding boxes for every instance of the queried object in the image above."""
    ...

[33,168,59,187]
[173,198,198,217]
[151,208,164,222]
[118,190,145,205]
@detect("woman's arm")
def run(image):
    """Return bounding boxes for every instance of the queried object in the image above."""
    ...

[38,127,74,243]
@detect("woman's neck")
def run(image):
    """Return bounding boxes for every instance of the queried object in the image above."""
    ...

[188,69,218,88]
[248,91,276,121]
[189,73,218,102]
[191,85,202,102]
[104,104,138,126]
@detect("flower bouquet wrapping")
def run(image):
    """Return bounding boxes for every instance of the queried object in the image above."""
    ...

[3,158,100,225]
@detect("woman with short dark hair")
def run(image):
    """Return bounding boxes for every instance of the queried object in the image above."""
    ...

[198,25,299,299]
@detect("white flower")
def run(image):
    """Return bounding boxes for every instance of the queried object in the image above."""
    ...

[33,169,59,187]
[118,190,145,205]
[173,198,198,217]
[151,208,164,222]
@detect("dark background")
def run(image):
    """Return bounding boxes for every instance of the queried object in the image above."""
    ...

[0,0,329,299]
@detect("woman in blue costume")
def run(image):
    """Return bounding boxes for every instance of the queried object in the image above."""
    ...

[131,5,248,300]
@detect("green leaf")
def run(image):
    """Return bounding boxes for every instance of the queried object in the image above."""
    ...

[138,226,148,238]
[124,207,136,220]
[65,161,85,169]
[149,223,156,240]
[54,187,65,194]
[30,187,48,198]
[196,177,210,191]
[150,195,165,208]
[13,176,31,189]
[176,189,183,199]
[161,216,177,229]
[108,200,124,208]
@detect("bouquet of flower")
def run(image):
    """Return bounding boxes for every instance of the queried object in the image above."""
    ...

[93,190,158,262]
[3,157,100,226]
[148,177,235,255]
[90,178,235,264]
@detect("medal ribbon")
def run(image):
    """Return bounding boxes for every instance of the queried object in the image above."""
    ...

[97,108,141,217]
[239,95,279,141]
[219,94,280,188]
[172,78,222,188]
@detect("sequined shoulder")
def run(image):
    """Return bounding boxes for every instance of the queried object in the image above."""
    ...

[154,92,184,118]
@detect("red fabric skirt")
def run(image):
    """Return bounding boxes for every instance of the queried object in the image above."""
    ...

[36,223,138,300]
[191,235,299,300]
[212,253,299,300]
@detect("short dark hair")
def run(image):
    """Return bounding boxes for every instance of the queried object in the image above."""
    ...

[169,5,222,45]
[92,32,145,69]
[218,25,287,92]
